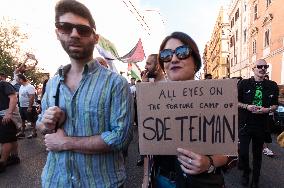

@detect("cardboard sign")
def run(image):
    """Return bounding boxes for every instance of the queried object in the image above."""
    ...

[136,79,238,155]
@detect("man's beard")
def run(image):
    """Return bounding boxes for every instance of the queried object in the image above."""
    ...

[147,69,157,79]
[60,39,94,60]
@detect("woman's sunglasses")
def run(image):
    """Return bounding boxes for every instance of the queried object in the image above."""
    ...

[159,45,192,63]
[55,22,95,37]
[256,65,269,69]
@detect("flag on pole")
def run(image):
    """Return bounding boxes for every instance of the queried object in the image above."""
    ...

[122,38,145,80]
[96,36,145,79]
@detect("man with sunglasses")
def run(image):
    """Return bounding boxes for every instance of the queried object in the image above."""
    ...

[238,59,279,188]
[36,1,133,187]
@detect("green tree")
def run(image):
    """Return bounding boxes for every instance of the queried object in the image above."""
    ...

[0,17,46,86]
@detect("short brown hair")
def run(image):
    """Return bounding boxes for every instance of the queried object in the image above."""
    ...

[55,0,96,30]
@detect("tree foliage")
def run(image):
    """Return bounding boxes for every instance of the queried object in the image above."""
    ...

[0,17,46,86]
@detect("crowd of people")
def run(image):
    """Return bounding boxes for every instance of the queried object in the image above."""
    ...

[0,0,282,188]
[0,52,43,173]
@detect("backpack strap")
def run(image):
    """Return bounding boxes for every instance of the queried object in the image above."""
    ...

[53,80,61,132]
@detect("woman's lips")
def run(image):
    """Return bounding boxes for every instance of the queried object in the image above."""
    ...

[170,66,182,71]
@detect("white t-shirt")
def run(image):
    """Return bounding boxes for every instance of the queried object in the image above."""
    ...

[130,85,136,95]
[19,83,36,107]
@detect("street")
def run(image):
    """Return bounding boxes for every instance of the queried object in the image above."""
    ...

[0,126,283,188]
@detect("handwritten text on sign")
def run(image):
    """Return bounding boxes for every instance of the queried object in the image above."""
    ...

[136,79,238,155]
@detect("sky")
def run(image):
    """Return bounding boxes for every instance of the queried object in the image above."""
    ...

[0,0,231,75]
[141,0,230,53]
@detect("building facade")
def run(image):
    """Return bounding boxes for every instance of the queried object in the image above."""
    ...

[203,7,230,79]
[248,0,284,84]
[228,0,251,78]
[226,0,284,83]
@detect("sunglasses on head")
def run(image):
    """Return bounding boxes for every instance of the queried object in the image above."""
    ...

[256,65,269,69]
[159,45,192,63]
[55,22,95,37]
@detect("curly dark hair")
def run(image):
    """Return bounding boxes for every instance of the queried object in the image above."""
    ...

[55,0,96,30]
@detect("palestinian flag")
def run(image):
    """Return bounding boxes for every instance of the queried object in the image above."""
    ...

[96,35,120,73]
[123,38,145,80]
[120,38,145,63]
[127,62,142,80]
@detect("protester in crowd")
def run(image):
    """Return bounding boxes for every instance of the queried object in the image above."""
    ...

[238,59,279,187]
[137,54,166,167]
[204,73,212,80]
[11,53,38,91]
[96,56,109,68]
[143,32,229,188]
[16,74,38,139]
[0,72,20,173]
[129,77,137,125]
[130,77,136,94]
[36,0,133,187]
[142,54,166,82]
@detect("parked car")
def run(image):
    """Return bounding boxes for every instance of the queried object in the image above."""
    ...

[274,105,284,130]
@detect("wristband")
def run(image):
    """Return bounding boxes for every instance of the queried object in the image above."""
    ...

[242,104,248,109]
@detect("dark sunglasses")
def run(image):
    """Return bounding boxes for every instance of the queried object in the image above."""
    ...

[159,45,192,63]
[55,22,94,37]
[256,65,269,69]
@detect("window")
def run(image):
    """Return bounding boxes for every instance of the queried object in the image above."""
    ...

[235,9,240,21]
[244,3,247,11]
[236,30,238,41]
[266,0,272,7]
[230,36,235,47]
[231,18,234,28]
[252,40,257,54]
[254,4,258,20]
[244,29,247,43]
[264,29,270,47]
[231,58,234,67]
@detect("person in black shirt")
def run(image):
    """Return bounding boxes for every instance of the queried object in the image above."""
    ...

[0,72,20,173]
[238,59,279,188]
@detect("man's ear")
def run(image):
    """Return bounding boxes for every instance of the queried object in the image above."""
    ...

[94,33,99,44]
[55,29,60,40]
